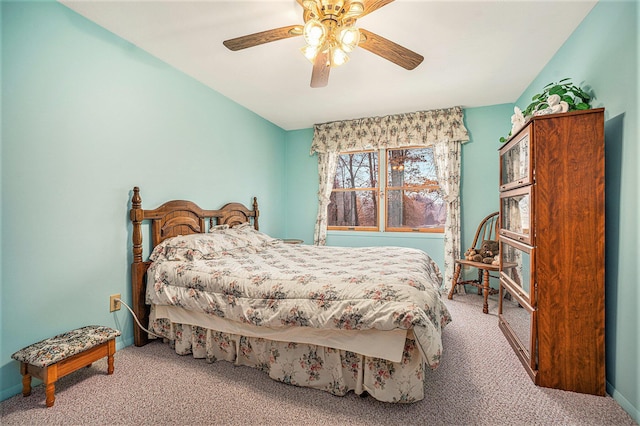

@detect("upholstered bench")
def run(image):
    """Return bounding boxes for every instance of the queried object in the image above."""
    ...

[11,325,120,407]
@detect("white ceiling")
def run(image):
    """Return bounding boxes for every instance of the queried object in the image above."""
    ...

[59,0,597,131]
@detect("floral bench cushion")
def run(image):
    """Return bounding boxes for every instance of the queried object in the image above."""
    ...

[11,326,121,368]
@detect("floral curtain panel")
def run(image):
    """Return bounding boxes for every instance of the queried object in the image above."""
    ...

[313,152,339,246]
[310,107,469,291]
[433,139,462,291]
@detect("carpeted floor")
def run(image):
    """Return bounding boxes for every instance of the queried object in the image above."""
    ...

[1,294,636,425]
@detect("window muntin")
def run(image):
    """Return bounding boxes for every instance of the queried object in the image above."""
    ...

[328,147,445,233]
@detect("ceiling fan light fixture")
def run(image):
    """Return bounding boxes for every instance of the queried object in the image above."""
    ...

[300,44,321,62]
[303,19,326,47]
[330,46,349,67]
[338,27,360,52]
[303,0,321,16]
[343,1,364,20]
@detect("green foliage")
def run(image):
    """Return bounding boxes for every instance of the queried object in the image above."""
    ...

[522,78,592,117]
[500,78,593,143]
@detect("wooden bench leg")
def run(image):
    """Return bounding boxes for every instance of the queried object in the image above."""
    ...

[448,264,462,300]
[45,382,55,407]
[20,362,56,406]
[44,364,58,407]
[20,363,32,397]
[107,340,115,375]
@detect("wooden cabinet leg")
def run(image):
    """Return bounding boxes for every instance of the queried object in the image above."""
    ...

[482,270,490,314]
[448,264,462,300]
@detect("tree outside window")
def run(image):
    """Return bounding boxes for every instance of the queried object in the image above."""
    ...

[386,147,445,232]
[328,151,379,230]
[328,147,445,232]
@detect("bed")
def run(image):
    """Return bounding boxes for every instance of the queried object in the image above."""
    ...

[129,187,451,403]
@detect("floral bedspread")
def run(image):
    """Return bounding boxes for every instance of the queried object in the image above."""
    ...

[146,227,451,368]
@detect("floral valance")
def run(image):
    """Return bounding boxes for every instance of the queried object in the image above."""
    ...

[310,106,469,154]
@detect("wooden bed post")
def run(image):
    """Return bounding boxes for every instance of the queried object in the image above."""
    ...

[130,187,149,347]
[131,187,142,263]
[253,197,259,230]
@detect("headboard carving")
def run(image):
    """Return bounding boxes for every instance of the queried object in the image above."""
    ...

[161,215,202,235]
[128,186,259,346]
[153,209,204,246]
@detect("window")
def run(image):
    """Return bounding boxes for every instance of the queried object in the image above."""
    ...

[385,147,445,232]
[328,150,379,231]
[328,147,445,233]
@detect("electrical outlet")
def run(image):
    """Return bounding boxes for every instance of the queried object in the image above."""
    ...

[110,294,121,312]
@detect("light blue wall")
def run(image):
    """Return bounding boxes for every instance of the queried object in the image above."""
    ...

[512,0,638,419]
[283,128,317,244]
[460,104,513,249]
[1,1,287,400]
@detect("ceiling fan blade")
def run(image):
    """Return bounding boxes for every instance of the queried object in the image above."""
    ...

[223,25,303,51]
[361,0,395,18]
[358,28,423,70]
[310,51,330,88]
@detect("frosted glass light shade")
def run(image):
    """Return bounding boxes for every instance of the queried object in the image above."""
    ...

[338,27,360,52]
[300,45,320,62]
[303,20,326,47]
[330,47,349,67]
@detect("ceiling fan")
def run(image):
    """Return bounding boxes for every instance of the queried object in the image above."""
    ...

[223,0,424,88]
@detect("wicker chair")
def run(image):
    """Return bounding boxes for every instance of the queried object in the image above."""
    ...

[448,212,500,314]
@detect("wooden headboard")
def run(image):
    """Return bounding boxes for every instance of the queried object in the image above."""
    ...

[129,186,259,346]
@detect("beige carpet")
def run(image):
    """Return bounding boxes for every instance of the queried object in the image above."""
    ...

[1,294,635,425]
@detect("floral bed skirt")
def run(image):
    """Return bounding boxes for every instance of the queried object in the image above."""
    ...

[150,317,427,403]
